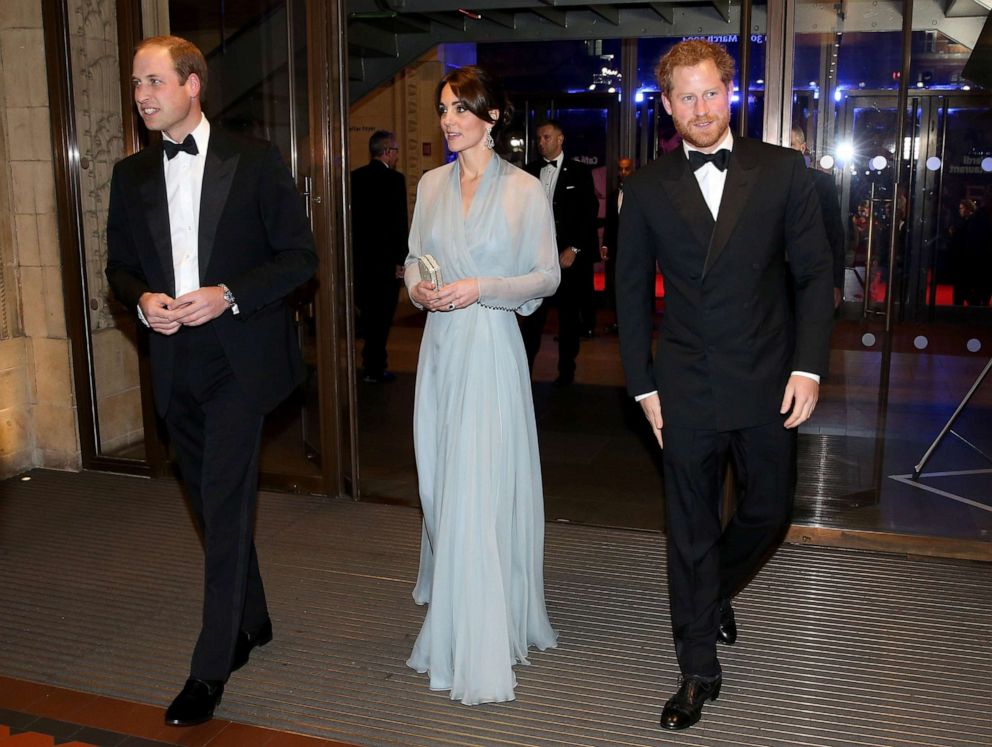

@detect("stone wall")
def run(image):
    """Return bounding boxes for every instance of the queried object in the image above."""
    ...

[0,0,80,477]
[68,0,143,456]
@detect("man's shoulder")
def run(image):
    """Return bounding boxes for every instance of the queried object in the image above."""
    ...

[624,153,674,191]
[563,157,593,174]
[736,136,802,167]
[115,143,159,173]
[353,161,402,180]
[209,128,274,160]
[809,168,834,188]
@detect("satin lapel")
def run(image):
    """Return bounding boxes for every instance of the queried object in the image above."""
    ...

[659,153,715,251]
[702,141,759,278]
[138,146,175,296]
[198,135,239,278]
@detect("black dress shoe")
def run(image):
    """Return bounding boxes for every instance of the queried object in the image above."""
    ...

[232,619,273,672]
[660,675,722,731]
[717,603,737,645]
[164,678,223,726]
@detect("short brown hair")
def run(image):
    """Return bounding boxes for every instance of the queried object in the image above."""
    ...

[655,39,735,97]
[135,35,208,97]
[434,65,512,129]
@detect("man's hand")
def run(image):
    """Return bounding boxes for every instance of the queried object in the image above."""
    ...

[138,292,182,335]
[170,286,230,327]
[559,248,577,269]
[781,375,819,429]
[600,245,609,262]
[395,264,405,280]
[639,393,664,449]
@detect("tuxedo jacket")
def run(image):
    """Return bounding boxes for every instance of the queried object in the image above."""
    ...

[106,128,318,416]
[350,159,408,281]
[616,137,834,432]
[808,167,846,289]
[603,186,621,256]
[525,156,599,264]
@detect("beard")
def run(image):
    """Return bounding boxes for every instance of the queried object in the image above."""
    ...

[673,109,731,151]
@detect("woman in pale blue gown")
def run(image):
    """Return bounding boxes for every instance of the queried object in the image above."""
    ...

[403,66,560,705]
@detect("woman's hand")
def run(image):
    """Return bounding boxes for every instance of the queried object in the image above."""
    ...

[410,280,438,308]
[424,278,481,312]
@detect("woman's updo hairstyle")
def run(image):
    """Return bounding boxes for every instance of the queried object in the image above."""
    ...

[434,65,514,134]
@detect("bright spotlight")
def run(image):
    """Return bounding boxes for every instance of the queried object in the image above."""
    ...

[869,155,887,171]
[819,155,835,170]
[834,88,843,102]
[836,141,855,163]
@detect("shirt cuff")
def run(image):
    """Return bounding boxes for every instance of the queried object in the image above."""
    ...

[791,371,820,384]
[136,304,150,328]
[634,390,657,402]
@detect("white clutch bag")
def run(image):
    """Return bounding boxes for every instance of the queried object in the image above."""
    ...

[418,254,443,288]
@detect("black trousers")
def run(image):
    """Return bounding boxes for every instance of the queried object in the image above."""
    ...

[578,258,596,334]
[356,277,400,376]
[165,324,268,682]
[521,263,582,378]
[662,420,797,678]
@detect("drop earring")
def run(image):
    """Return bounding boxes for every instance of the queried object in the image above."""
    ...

[485,127,494,150]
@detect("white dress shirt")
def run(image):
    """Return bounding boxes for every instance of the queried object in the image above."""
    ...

[684,130,733,221]
[540,151,563,201]
[635,130,817,403]
[164,115,210,297]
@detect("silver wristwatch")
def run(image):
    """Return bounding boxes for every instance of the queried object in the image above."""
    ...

[218,283,240,315]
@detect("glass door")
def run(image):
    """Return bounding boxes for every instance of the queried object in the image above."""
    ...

[790,8,992,545]
[166,0,322,491]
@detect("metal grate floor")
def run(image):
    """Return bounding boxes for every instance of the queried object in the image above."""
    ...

[0,470,989,746]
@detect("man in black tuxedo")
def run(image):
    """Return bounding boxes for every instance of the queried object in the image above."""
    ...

[790,126,846,308]
[521,120,599,385]
[616,40,833,730]
[601,156,635,326]
[106,36,317,726]
[351,130,408,382]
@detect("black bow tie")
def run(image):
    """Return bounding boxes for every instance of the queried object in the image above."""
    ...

[163,134,199,160]
[688,148,730,172]
[543,159,557,168]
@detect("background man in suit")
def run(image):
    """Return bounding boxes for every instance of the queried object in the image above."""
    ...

[601,156,635,329]
[790,126,846,308]
[522,120,599,385]
[106,36,317,726]
[616,40,833,731]
[351,130,409,382]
